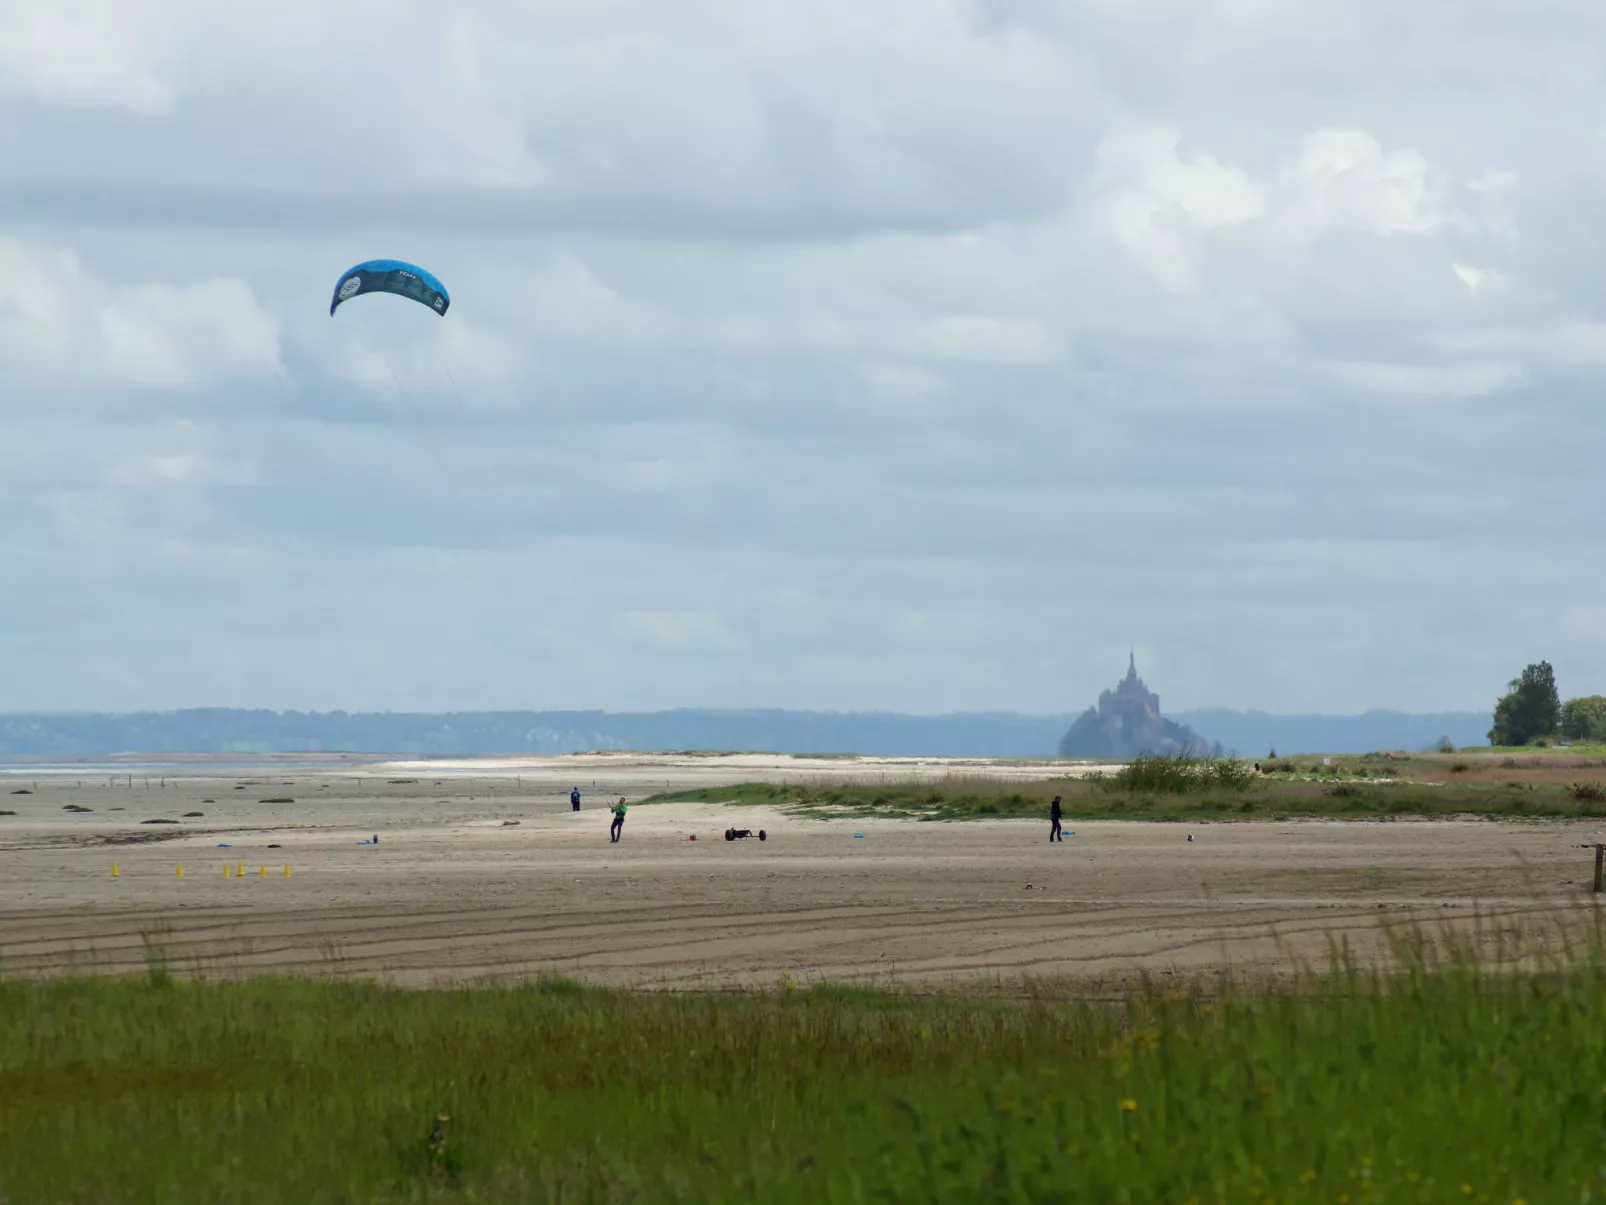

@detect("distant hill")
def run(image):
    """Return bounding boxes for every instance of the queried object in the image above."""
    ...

[0,706,1492,759]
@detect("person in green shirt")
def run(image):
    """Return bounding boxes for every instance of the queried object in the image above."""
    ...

[609,797,628,843]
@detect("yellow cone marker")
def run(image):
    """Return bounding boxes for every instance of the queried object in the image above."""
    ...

[111,861,120,878]
[258,864,266,878]
[176,864,184,878]
[224,863,232,878]
[283,864,292,878]
[236,860,245,878]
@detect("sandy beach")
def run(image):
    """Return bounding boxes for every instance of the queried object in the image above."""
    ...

[1,753,1597,989]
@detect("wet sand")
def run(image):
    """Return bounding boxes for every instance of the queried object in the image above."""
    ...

[1,754,1599,989]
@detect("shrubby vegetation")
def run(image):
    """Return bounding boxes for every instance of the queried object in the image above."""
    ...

[1096,752,1257,794]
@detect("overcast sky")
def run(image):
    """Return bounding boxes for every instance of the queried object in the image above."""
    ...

[1,0,1602,716]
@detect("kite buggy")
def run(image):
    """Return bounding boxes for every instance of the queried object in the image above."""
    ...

[724,827,766,842]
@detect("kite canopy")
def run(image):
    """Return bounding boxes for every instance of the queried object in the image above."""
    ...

[330,260,450,316]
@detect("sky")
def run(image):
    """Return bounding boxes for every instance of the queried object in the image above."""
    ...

[1,0,1603,716]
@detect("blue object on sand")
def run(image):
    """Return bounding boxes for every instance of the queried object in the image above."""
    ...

[216,843,232,848]
[854,833,864,838]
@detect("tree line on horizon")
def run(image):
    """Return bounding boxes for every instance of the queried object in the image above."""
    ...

[1488,660,1606,747]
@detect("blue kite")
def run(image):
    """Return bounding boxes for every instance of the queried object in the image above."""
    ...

[330,260,450,317]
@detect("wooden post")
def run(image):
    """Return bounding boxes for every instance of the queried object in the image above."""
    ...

[1594,845,1604,894]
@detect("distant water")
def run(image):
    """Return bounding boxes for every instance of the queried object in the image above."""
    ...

[0,754,387,778]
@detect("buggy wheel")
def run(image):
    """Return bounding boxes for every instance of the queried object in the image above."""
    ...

[724,829,734,841]
[758,830,766,841]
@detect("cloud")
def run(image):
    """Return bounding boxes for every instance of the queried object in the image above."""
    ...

[1082,124,1493,294]
[0,238,282,392]
[1276,129,1460,238]
[613,610,740,652]
[0,8,173,113]
[918,316,1063,364]
[1318,359,1526,403]
[2,0,1606,718]
[860,362,951,403]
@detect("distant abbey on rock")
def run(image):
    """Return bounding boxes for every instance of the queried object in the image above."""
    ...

[1057,653,1222,760]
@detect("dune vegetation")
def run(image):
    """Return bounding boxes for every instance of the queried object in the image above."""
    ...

[648,750,1606,822]
[3,918,1603,1203]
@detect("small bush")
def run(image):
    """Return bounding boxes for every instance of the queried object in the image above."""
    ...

[1567,783,1606,804]
[183,811,205,818]
[259,797,294,804]
[140,818,179,825]
[1104,753,1255,795]
[1450,762,1470,774]
[63,804,92,813]
[0,809,15,816]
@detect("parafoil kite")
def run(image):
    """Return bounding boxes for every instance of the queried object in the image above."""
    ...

[329,260,450,317]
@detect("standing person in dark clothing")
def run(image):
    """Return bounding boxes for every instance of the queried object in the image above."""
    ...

[570,787,582,812]
[609,797,628,843]
[1049,795,1064,843]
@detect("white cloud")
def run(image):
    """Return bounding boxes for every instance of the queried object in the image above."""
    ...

[613,609,739,652]
[108,451,229,489]
[860,362,951,402]
[1084,125,1266,291]
[99,279,282,387]
[1276,128,1460,238]
[1083,124,1495,292]
[0,239,282,391]
[1451,262,1506,295]
[918,316,1063,364]
[0,8,173,113]
[1094,126,1266,229]
[1320,359,1525,402]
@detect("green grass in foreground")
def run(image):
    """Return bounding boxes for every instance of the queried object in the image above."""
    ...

[647,753,1606,821]
[4,931,1606,1203]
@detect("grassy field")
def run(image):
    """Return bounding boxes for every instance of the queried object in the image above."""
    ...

[3,924,1603,1204]
[647,751,1606,822]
